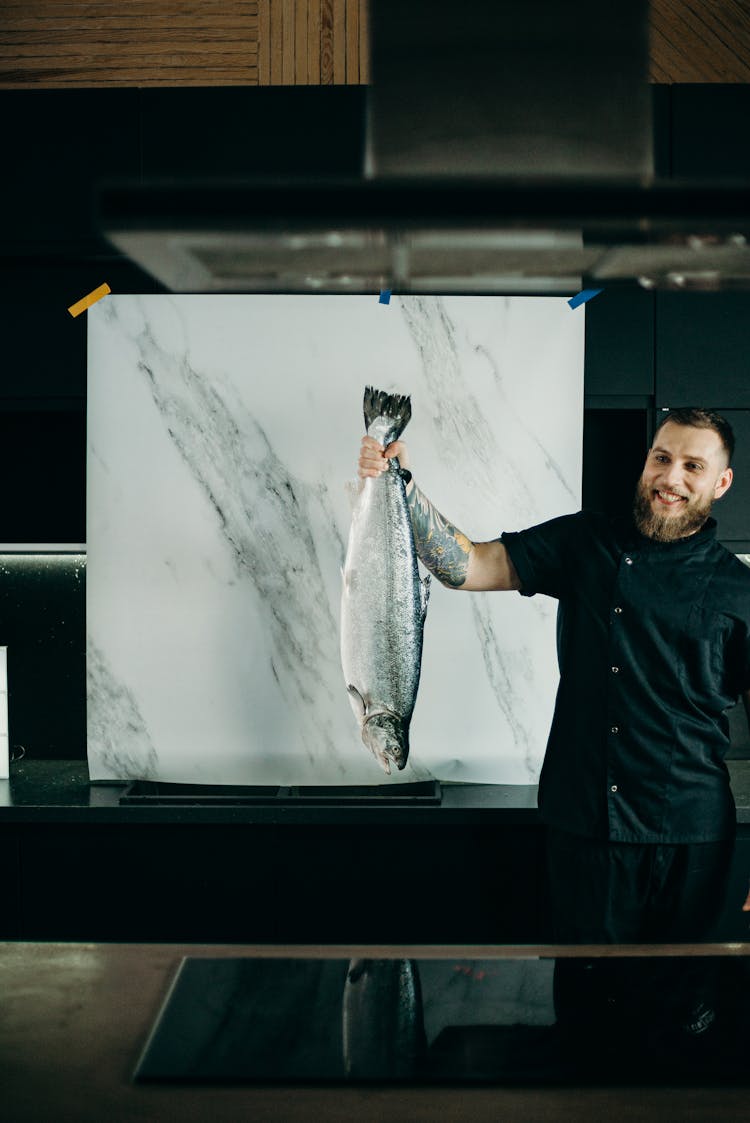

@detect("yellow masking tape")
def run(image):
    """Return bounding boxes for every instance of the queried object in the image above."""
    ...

[68,282,111,318]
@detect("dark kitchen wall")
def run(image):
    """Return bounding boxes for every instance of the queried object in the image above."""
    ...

[1,84,750,761]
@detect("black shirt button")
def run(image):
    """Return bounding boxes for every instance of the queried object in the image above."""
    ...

[611,726,619,733]
[611,785,618,793]
[625,557,633,565]
[611,666,619,673]
[614,606,623,614]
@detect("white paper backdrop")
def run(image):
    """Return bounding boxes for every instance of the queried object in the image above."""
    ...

[86,295,584,785]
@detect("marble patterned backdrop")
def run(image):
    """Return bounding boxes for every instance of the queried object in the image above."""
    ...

[87,296,584,785]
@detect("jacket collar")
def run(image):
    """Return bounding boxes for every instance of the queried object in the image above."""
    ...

[613,513,718,555]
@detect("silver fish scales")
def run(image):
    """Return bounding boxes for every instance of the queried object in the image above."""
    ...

[340,387,430,774]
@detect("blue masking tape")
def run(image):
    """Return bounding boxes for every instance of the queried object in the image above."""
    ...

[568,288,603,310]
[379,290,391,304]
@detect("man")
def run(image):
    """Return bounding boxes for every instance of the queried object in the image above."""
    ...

[359,406,750,1056]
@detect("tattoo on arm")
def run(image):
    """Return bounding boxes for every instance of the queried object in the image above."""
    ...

[406,481,473,588]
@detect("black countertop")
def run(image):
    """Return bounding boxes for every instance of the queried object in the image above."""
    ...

[2,759,750,826]
[3,942,750,1121]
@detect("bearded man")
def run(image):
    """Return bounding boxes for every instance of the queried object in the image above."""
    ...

[359,406,750,1057]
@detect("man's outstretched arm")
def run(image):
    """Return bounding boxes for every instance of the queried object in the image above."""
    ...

[405,478,521,592]
[358,435,522,593]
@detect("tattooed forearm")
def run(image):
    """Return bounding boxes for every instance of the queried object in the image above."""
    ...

[406,480,473,588]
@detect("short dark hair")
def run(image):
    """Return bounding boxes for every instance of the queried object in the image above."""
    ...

[652,408,735,468]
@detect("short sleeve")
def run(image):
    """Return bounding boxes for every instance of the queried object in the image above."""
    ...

[500,511,585,600]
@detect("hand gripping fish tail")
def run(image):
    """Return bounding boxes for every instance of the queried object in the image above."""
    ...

[340,386,429,776]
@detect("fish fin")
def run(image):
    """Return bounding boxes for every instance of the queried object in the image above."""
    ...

[347,684,366,718]
[363,386,411,441]
[420,574,431,621]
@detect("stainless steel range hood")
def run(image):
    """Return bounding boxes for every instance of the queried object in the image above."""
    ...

[98,1,750,294]
[365,0,653,182]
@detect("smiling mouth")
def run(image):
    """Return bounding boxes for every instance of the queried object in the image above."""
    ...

[653,489,686,506]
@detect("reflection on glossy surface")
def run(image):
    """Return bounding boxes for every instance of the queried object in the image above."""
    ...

[137,959,349,1080]
[135,954,750,1084]
[342,958,426,1078]
[552,956,736,1077]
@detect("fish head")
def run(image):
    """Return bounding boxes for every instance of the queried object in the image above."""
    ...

[362,712,408,775]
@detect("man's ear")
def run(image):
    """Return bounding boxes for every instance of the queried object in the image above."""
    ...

[715,466,733,499]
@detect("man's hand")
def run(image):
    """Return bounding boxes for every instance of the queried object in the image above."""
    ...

[358,436,411,479]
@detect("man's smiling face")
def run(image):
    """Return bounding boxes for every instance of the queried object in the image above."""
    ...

[632,420,733,542]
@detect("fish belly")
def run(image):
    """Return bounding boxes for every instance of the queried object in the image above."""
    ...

[341,474,424,729]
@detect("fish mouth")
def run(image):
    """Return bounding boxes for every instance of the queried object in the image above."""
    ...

[362,711,408,775]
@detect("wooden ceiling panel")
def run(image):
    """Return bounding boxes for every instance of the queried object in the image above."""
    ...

[0,0,748,88]
[0,0,260,87]
[650,0,750,81]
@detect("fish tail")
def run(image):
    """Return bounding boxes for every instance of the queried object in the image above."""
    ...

[363,386,411,441]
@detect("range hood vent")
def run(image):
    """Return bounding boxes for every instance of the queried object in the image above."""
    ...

[98,2,750,293]
[100,181,750,294]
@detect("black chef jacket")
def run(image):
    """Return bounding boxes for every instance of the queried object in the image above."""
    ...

[501,510,750,844]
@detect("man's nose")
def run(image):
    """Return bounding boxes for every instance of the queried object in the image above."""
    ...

[659,468,685,490]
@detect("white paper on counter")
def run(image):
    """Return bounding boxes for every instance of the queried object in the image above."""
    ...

[87,295,584,786]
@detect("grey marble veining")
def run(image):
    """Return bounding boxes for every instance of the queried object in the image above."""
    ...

[133,316,346,773]
[470,601,539,779]
[87,639,159,781]
[87,296,583,785]
[400,297,503,501]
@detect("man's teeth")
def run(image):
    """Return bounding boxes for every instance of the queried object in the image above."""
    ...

[656,490,685,503]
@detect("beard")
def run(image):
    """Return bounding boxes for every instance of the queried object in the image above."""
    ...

[631,476,714,542]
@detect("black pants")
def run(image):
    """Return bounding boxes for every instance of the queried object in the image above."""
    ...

[545,827,735,1048]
